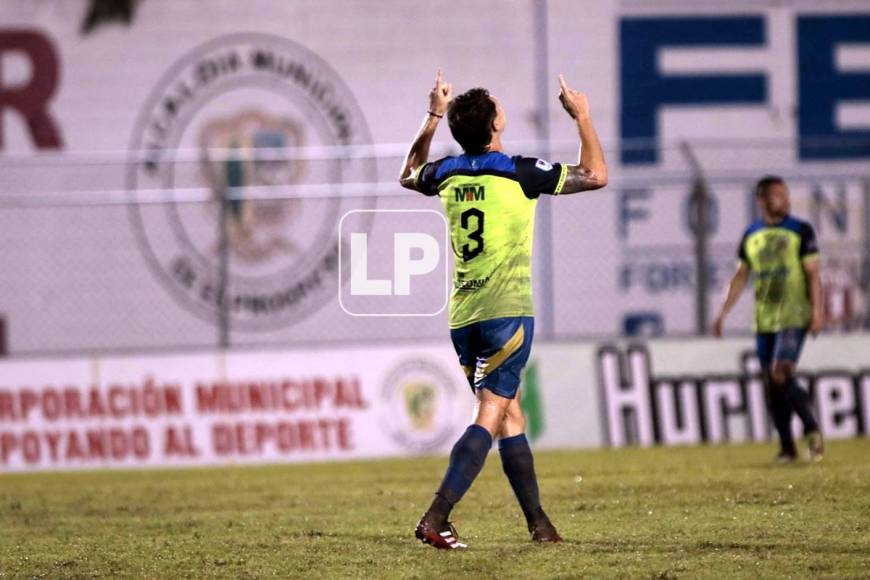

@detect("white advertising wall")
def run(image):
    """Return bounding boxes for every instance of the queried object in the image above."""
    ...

[2,334,869,472]
[0,343,475,472]
[0,1,868,354]
[593,334,870,448]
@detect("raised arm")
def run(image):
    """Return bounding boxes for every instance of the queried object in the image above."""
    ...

[712,261,750,337]
[557,74,608,194]
[399,70,453,191]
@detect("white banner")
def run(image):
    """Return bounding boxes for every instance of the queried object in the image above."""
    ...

[3,333,869,471]
[594,334,870,447]
[0,344,475,472]
[509,333,870,450]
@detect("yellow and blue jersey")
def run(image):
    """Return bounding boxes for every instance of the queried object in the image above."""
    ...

[414,152,567,329]
[738,215,819,333]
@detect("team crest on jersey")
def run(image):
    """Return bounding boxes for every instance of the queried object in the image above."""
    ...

[755,232,789,265]
[127,33,376,331]
[535,159,553,171]
[379,359,464,453]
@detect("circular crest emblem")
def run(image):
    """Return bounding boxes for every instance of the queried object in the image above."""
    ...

[127,33,375,331]
[379,358,464,453]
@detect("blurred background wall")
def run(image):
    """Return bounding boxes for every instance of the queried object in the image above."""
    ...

[1,0,869,472]
[0,0,866,356]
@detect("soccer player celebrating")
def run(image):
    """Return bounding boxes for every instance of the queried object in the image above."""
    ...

[713,176,824,463]
[399,71,607,549]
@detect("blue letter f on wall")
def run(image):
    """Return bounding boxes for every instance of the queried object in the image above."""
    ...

[620,17,767,165]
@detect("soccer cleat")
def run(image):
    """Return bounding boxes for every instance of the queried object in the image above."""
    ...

[414,514,467,550]
[807,431,824,462]
[528,514,562,543]
[774,452,797,464]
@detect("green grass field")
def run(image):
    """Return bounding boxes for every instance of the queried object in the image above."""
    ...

[2,439,869,579]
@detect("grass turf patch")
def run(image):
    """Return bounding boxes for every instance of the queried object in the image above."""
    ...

[1,439,869,578]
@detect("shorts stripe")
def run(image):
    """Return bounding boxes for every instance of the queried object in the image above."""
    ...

[475,324,525,383]
[450,316,534,399]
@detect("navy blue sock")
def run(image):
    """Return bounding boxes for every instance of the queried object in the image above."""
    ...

[432,425,492,516]
[767,383,796,456]
[499,434,543,523]
[785,377,819,433]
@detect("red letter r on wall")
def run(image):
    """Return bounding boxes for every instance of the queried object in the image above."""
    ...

[0,29,63,150]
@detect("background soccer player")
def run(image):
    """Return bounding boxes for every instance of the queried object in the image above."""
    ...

[712,176,824,463]
[398,71,607,549]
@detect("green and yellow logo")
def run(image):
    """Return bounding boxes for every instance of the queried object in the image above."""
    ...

[380,358,461,452]
[454,184,485,202]
[403,381,436,431]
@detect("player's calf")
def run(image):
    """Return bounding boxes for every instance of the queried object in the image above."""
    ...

[499,432,562,543]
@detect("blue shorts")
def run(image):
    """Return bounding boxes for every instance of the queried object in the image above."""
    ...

[756,328,807,369]
[450,316,534,399]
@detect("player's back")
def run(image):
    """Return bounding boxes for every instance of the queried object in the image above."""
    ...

[416,151,565,328]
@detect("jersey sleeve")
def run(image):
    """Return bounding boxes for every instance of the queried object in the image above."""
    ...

[412,161,440,196]
[800,222,820,261]
[514,156,568,199]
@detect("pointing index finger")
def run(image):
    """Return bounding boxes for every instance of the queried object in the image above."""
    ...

[435,69,443,87]
[558,74,568,92]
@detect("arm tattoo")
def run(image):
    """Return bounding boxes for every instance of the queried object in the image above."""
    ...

[561,165,605,194]
[399,175,419,191]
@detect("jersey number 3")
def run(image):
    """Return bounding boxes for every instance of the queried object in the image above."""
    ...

[461,208,485,261]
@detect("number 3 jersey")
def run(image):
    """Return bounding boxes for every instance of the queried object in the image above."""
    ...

[738,215,819,333]
[414,151,568,329]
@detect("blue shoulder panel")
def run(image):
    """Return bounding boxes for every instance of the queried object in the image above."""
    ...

[434,152,516,180]
[744,218,766,237]
[778,215,806,235]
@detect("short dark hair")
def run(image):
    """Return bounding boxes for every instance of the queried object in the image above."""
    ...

[447,88,496,154]
[756,175,785,197]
